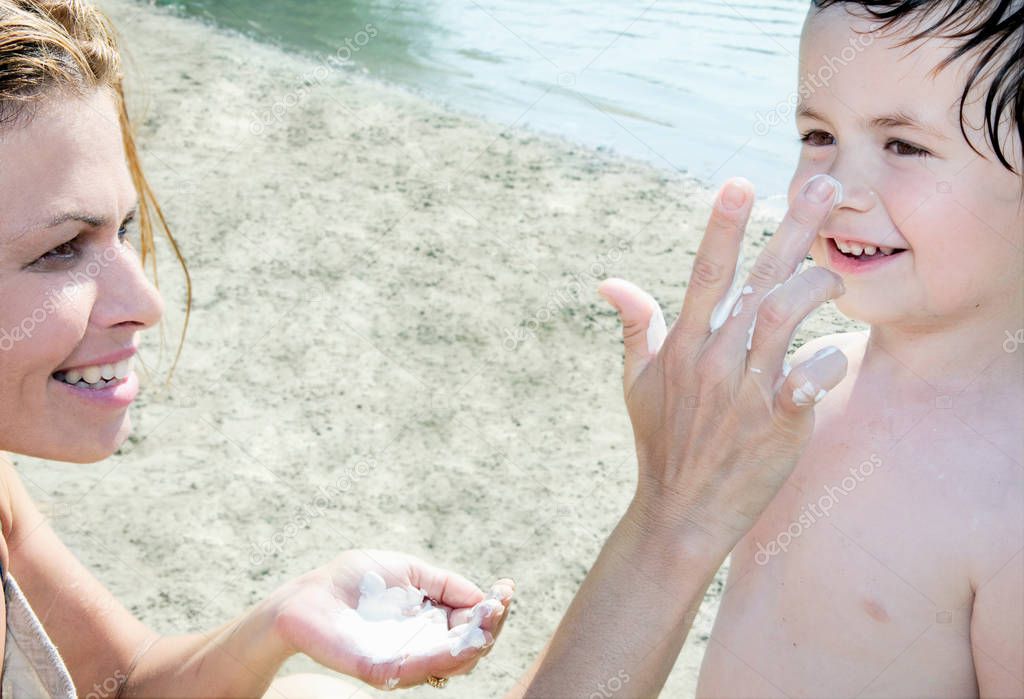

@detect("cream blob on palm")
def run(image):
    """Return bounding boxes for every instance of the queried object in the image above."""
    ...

[338,571,502,665]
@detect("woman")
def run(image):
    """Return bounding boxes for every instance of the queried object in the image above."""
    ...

[0,1,845,696]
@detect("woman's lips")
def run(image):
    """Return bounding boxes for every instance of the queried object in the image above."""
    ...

[825,237,908,275]
[51,370,139,409]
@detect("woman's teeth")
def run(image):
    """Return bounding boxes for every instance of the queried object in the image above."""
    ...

[54,358,132,388]
[834,237,901,258]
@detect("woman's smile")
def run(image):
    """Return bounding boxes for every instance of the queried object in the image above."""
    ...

[50,365,139,408]
[49,345,139,408]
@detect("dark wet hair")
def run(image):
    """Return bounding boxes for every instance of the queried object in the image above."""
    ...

[812,1,1023,174]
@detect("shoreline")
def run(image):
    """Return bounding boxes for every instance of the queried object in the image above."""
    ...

[12,1,863,696]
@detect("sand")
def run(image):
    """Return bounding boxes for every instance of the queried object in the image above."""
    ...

[10,1,861,696]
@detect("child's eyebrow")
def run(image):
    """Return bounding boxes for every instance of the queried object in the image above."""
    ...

[796,105,828,122]
[870,111,950,141]
[797,105,951,143]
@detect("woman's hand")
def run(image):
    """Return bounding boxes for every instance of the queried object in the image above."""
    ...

[268,549,514,691]
[514,174,848,699]
[599,173,848,552]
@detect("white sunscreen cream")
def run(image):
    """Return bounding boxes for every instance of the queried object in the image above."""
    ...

[337,572,502,665]
[709,255,745,332]
[792,380,827,406]
[646,303,667,354]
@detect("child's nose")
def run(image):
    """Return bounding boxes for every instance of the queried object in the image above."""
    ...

[825,159,876,213]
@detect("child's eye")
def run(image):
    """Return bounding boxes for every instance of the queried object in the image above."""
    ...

[800,130,835,147]
[886,139,931,157]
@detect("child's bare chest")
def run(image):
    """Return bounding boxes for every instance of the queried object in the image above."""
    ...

[696,401,1013,698]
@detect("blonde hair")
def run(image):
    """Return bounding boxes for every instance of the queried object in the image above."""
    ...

[0,0,191,380]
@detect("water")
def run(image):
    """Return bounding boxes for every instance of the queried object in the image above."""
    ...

[150,0,809,199]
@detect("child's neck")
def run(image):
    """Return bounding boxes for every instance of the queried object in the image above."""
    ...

[862,303,1023,398]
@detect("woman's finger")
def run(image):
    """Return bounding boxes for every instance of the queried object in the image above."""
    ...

[448,580,510,630]
[746,266,844,380]
[409,561,485,610]
[674,177,753,342]
[714,174,842,356]
[479,580,514,655]
[773,344,848,421]
[391,636,493,688]
[598,278,665,393]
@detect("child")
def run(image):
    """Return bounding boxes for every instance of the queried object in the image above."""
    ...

[696,2,1023,696]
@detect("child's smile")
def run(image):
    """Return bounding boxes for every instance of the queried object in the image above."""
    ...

[822,231,910,275]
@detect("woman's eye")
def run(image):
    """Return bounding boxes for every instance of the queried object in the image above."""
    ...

[886,139,930,157]
[40,240,77,262]
[800,130,835,147]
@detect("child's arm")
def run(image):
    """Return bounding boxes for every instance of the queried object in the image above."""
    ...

[970,552,1024,697]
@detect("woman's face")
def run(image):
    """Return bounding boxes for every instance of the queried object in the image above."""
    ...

[0,90,163,463]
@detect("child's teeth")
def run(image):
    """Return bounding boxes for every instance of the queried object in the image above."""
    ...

[849,243,863,255]
[100,364,115,380]
[65,369,82,384]
[82,366,102,383]
[863,245,877,255]
[880,246,893,255]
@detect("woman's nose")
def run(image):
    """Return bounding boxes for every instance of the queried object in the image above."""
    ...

[89,243,165,331]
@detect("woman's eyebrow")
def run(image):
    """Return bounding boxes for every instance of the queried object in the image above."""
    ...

[7,203,140,243]
[43,210,108,229]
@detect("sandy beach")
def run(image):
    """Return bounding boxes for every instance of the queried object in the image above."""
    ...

[10,1,861,695]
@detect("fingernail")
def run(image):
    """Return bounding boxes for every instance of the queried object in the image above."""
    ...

[810,345,840,363]
[719,180,748,211]
[803,174,840,204]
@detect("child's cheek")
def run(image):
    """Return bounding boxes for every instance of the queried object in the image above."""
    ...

[891,177,991,315]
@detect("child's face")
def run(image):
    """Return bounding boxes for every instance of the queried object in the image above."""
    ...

[790,5,1023,327]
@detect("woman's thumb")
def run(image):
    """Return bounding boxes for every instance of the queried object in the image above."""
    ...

[598,278,665,389]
